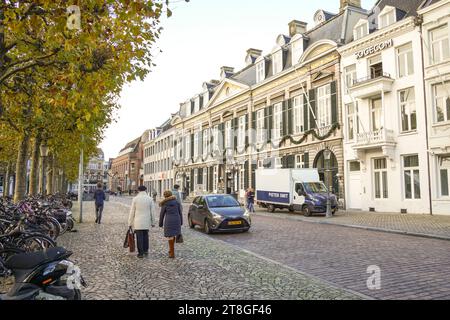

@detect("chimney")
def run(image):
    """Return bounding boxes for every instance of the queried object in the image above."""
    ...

[245,48,263,65]
[220,66,234,79]
[340,0,361,11]
[288,20,308,37]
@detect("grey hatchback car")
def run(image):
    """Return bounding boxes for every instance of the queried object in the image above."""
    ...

[188,194,251,234]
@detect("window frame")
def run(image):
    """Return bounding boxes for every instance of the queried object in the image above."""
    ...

[272,49,283,74]
[430,24,450,65]
[399,87,417,133]
[373,158,388,199]
[293,95,304,134]
[256,60,265,83]
[402,154,421,200]
[256,109,265,144]
[433,81,450,123]
[439,156,450,198]
[272,102,283,140]
[397,43,414,78]
[238,115,246,148]
[317,84,332,128]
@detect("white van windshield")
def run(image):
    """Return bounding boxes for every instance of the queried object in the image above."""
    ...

[304,182,328,194]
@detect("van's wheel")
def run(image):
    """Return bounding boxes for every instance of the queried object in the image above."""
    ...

[288,206,295,213]
[267,204,275,213]
[303,205,312,217]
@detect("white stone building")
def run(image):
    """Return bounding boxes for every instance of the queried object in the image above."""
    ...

[419,0,450,215]
[339,0,435,214]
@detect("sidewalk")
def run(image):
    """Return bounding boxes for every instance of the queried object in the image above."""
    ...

[254,209,450,241]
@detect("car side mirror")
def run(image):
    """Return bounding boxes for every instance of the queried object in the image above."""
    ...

[198,205,204,209]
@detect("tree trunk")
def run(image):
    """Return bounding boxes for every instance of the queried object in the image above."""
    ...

[29,134,42,195]
[3,162,10,199]
[38,155,45,194]
[13,133,31,203]
[46,155,53,195]
[52,158,57,194]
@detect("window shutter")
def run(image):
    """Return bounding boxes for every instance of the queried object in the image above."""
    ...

[287,99,293,135]
[190,170,194,192]
[331,81,338,124]
[190,134,194,159]
[287,155,295,168]
[268,105,273,141]
[245,114,249,147]
[304,152,309,168]
[303,94,309,131]
[251,111,256,145]
[198,130,203,156]
[244,160,249,190]
[219,123,224,153]
[209,167,214,192]
[198,168,203,184]
[308,89,316,129]
[233,118,238,151]
[282,101,288,136]
[251,163,257,189]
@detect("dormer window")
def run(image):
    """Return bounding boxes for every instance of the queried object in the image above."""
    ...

[256,58,265,83]
[272,49,283,74]
[354,19,368,40]
[185,101,192,117]
[194,96,200,113]
[291,35,303,66]
[378,6,396,29]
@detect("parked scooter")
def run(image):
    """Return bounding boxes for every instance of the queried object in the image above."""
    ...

[0,247,86,300]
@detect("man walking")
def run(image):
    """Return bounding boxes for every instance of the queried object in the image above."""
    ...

[94,182,106,224]
[128,186,156,258]
[172,184,182,206]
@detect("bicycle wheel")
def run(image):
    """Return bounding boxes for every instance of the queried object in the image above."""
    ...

[0,247,25,261]
[18,234,56,252]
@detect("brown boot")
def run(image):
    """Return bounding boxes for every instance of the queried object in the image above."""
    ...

[168,238,175,258]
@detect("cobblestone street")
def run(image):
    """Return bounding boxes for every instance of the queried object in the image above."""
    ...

[58,199,361,300]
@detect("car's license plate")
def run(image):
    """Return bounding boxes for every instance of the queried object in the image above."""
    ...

[228,221,242,226]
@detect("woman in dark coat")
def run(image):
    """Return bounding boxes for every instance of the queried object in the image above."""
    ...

[159,190,183,258]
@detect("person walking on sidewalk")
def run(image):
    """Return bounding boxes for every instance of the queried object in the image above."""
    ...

[94,183,106,224]
[172,184,183,210]
[246,188,255,213]
[159,190,183,259]
[128,185,156,258]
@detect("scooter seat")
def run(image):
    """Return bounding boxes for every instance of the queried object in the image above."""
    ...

[5,247,69,270]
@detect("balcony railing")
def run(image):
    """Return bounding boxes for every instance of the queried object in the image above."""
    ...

[352,72,392,87]
[353,128,396,148]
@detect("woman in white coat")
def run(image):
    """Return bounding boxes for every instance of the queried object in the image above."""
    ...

[128,185,156,258]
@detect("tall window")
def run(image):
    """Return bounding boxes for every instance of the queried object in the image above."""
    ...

[374,158,388,199]
[397,43,414,77]
[256,61,265,83]
[369,55,383,78]
[213,166,218,193]
[203,129,209,157]
[238,115,246,148]
[295,154,307,168]
[440,156,450,197]
[203,169,207,191]
[185,136,190,160]
[225,120,232,150]
[399,88,416,132]
[371,98,382,131]
[317,84,331,128]
[433,82,450,123]
[272,50,283,74]
[293,95,304,134]
[403,155,421,200]
[346,103,359,140]
[345,65,357,90]
[430,25,450,64]
[275,157,282,169]
[213,125,220,152]
[291,39,302,65]
[273,103,283,140]
[256,109,265,144]
[194,131,199,158]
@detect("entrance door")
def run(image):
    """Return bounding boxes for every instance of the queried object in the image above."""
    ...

[348,161,362,209]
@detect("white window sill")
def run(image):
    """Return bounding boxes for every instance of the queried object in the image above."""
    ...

[426,59,450,69]
[432,121,450,128]
[398,131,418,137]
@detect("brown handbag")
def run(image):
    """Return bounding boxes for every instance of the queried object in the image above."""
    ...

[127,227,136,253]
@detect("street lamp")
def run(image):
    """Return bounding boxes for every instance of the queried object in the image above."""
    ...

[323,147,332,218]
[39,143,49,195]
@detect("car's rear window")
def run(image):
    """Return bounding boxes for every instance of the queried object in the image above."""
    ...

[206,195,239,208]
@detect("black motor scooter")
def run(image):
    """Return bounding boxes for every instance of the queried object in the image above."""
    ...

[0,247,86,300]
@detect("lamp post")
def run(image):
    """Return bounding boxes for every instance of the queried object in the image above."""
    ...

[39,143,49,195]
[78,135,84,223]
[323,147,332,218]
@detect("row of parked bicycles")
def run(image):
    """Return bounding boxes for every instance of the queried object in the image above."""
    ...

[0,194,85,300]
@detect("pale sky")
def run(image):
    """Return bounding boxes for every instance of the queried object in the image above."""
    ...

[100,0,375,160]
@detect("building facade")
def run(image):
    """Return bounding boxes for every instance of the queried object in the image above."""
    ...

[420,0,450,214]
[339,0,433,214]
[171,1,367,203]
[110,132,147,193]
[143,120,176,197]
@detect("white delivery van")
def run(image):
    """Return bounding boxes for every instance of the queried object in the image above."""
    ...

[255,168,338,216]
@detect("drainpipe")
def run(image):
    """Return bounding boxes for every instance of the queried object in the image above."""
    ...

[417,15,433,216]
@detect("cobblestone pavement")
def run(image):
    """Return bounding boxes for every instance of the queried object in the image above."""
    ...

[96,197,450,300]
[252,208,450,240]
[55,199,361,300]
